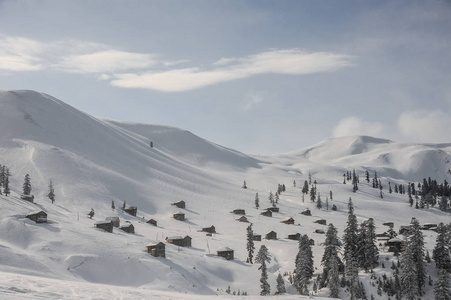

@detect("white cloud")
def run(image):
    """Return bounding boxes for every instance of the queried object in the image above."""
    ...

[397,110,451,143]
[332,117,386,138]
[111,49,352,92]
[0,35,44,71]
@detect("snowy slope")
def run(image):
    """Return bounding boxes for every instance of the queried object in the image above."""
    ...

[0,90,450,299]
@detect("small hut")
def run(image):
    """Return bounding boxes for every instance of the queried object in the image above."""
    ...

[314,219,327,225]
[119,223,135,234]
[287,233,301,240]
[387,237,405,253]
[173,211,185,221]
[399,226,411,235]
[21,194,34,203]
[252,234,262,241]
[281,217,295,225]
[124,206,137,217]
[383,222,394,227]
[237,216,248,222]
[421,223,438,230]
[232,209,245,215]
[146,242,165,258]
[166,236,192,247]
[217,247,234,260]
[105,216,120,227]
[146,219,157,226]
[266,231,277,240]
[171,200,185,209]
[266,207,279,213]
[26,211,47,223]
[202,225,216,234]
[315,229,325,234]
[300,208,311,216]
[260,210,272,217]
[95,220,113,233]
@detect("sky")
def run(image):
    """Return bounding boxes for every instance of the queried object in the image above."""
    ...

[0,0,450,155]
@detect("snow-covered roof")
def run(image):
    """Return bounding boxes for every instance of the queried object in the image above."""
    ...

[95,221,112,225]
[146,242,163,247]
[217,247,234,252]
[173,211,185,215]
[388,238,403,243]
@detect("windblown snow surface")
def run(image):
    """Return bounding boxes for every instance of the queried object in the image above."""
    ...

[0,90,450,299]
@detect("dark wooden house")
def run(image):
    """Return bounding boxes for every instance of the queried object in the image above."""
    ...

[314,219,327,225]
[399,226,411,235]
[146,242,165,258]
[232,209,245,215]
[383,222,394,227]
[21,194,34,203]
[217,247,234,260]
[287,233,301,240]
[281,217,295,225]
[173,211,185,221]
[260,210,272,217]
[95,220,113,233]
[300,208,311,216]
[146,219,157,226]
[266,207,279,213]
[237,216,248,222]
[105,216,120,227]
[315,229,325,234]
[124,206,137,217]
[266,231,277,240]
[202,225,216,234]
[26,211,47,223]
[171,200,185,209]
[166,235,192,247]
[387,237,405,253]
[252,234,262,241]
[119,223,135,234]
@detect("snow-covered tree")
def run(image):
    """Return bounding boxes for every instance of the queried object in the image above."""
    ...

[410,218,426,295]
[309,185,316,202]
[23,174,31,195]
[434,268,451,300]
[268,191,274,205]
[343,197,359,298]
[88,208,95,219]
[255,192,259,209]
[294,234,313,295]
[111,200,115,210]
[316,192,322,209]
[255,245,271,296]
[302,180,309,194]
[275,273,286,295]
[433,223,451,271]
[47,179,55,203]
[3,174,10,196]
[322,223,342,288]
[246,224,255,264]
[328,254,341,298]
[243,180,247,189]
[364,218,379,270]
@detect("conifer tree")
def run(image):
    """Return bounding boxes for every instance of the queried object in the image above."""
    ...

[268,191,274,205]
[343,197,359,298]
[434,268,451,300]
[255,245,271,296]
[275,273,286,295]
[316,192,322,209]
[365,170,370,183]
[246,224,255,264]
[243,180,247,189]
[410,218,426,294]
[255,192,259,209]
[433,223,451,271]
[294,234,314,295]
[23,174,31,195]
[328,254,341,298]
[322,223,342,284]
[47,179,55,203]
[302,180,309,194]
[364,218,379,270]
[309,185,316,202]
[111,200,115,210]
[3,174,10,196]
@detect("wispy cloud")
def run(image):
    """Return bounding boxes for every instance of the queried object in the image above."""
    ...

[332,117,386,138]
[397,110,451,144]
[0,35,44,71]
[111,49,352,92]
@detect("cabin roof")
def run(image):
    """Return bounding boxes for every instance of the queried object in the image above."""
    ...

[217,247,234,252]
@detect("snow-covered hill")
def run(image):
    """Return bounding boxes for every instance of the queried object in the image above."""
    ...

[0,90,450,299]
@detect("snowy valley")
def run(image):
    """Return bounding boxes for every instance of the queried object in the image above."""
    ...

[0,90,450,299]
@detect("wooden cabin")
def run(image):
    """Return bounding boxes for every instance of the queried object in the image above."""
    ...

[173,212,185,221]
[237,216,248,222]
[124,206,137,217]
[171,200,185,209]
[300,209,311,216]
[202,225,216,234]
[315,229,325,234]
[383,222,394,227]
[146,242,165,258]
[217,247,234,260]
[399,226,411,235]
[146,219,157,226]
[281,217,295,225]
[421,223,438,230]
[232,209,245,215]
[287,233,301,240]
[119,223,135,234]
[26,211,47,223]
[260,210,272,217]
[252,234,262,241]
[95,220,113,233]
[20,194,34,203]
[266,207,279,213]
[266,231,277,240]
[387,237,405,253]
[105,216,120,227]
[166,235,192,247]
[314,219,327,225]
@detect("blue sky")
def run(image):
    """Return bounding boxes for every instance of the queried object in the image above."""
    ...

[0,0,450,154]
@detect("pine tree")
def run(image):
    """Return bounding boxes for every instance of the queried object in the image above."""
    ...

[23,174,32,195]
[309,185,316,202]
[294,234,314,295]
[268,191,274,205]
[111,200,115,210]
[316,192,322,209]
[255,245,271,296]
[302,180,309,194]
[243,180,247,189]
[328,254,341,298]
[275,273,286,295]
[343,197,359,298]
[293,180,296,187]
[433,223,451,271]
[322,223,342,285]
[246,224,255,264]
[88,208,95,219]
[365,170,370,183]
[3,174,10,196]
[364,218,379,270]
[434,268,451,300]
[47,179,55,203]
[410,218,426,294]
[275,192,279,205]
[255,192,259,209]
